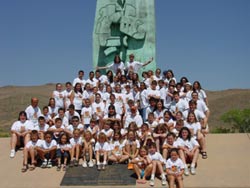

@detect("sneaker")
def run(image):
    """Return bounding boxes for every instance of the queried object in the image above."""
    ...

[10,150,15,158]
[162,178,167,186]
[184,167,189,176]
[82,161,87,168]
[190,167,196,175]
[88,160,94,168]
[97,164,101,171]
[74,160,79,166]
[47,160,52,168]
[69,160,74,167]
[41,159,47,168]
[150,178,154,186]
[102,164,106,170]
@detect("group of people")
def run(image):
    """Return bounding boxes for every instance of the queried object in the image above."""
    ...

[9,54,210,187]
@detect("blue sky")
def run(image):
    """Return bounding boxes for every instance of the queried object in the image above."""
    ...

[0,0,249,91]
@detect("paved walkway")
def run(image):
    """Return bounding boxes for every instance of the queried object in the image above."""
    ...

[1,134,250,188]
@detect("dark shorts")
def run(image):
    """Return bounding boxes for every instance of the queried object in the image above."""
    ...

[56,149,70,158]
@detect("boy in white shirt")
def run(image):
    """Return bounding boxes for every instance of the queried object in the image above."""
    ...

[21,130,44,172]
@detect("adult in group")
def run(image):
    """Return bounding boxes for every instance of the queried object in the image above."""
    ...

[126,53,153,73]
[96,54,126,75]
[25,97,42,125]
[10,111,33,158]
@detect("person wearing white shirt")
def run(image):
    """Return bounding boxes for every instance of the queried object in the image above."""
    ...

[65,104,80,124]
[81,99,93,130]
[91,93,105,121]
[170,91,189,119]
[63,82,73,110]
[25,97,42,125]
[48,118,65,141]
[53,108,69,128]
[125,53,154,73]
[124,106,143,129]
[21,130,44,172]
[69,129,83,167]
[96,55,126,75]
[175,127,200,176]
[51,83,65,109]
[65,116,84,137]
[95,133,110,170]
[10,111,34,158]
[71,83,84,114]
[72,70,86,87]
[184,112,207,159]
[37,131,57,168]
[148,142,167,186]
[33,116,50,139]
[166,148,185,188]
[85,71,98,88]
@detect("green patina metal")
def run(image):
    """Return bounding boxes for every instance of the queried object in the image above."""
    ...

[93,0,156,76]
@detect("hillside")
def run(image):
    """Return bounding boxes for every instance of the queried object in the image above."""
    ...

[1,84,250,136]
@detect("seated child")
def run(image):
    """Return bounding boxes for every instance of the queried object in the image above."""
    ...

[122,130,140,169]
[162,132,178,159]
[69,129,83,167]
[166,148,184,188]
[34,116,50,140]
[148,142,167,186]
[131,146,152,184]
[82,131,95,168]
[56,133,71,171]
[37,131,57,168]
[152,124,167,153]
[175,127,200,176]
[21,130,43,172]
[95,132,110,170]
[48,117,65,142]
[108,132,128,164]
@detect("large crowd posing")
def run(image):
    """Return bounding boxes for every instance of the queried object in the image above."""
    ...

[9,54,210,187]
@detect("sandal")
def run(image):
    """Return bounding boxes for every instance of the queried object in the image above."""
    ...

[201,151,208,159]
[21,164,28,172]
[29,163,36,171]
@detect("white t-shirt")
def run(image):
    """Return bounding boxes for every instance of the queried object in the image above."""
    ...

[25,105,42,125]
[170,99,189,113]
[73,92,83,110]
[53,115,69,128]
[110,140,125,155]
[57,143,72,150]
[70,137,83,146]
[33,123,49,132]
[25,139,44,149]
[183,109,206,122]
[81,106,92,125]
[66,124,84,133]
[65,111,80,122]
[41,139,57,149]
[166,158,185,173]
[94,142,110,151]
[63,89,73,110]
[11,120,34,132]
[106,61,126,75]
[86,78,98,88]
[126,61,143,73]
[48,106,59,116]
[73,77,86,87]
[123,139,140,148]
[52,90,65,108]
[184,121,201,138]
[148,151,164,162]
[124,114,143,129]
[92,101,105,119]
[175,137,199,151]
